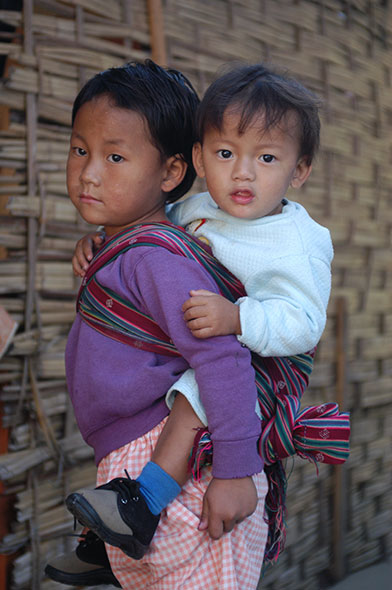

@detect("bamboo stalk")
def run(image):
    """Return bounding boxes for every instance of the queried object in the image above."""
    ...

[147,0,166,65]
[331,297,348,581]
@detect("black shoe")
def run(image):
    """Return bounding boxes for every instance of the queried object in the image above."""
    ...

[44,530,121,587]
[65,474,160,560]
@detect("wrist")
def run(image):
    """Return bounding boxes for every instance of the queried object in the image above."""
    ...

[234,305,242,335]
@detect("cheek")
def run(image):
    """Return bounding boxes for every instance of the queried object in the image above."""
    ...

[66,159,79,187]
[65,158,72,185]
[66,172,74,196]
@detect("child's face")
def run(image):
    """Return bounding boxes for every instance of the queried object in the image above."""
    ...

[67,95,175,236]
[193,109,311,220]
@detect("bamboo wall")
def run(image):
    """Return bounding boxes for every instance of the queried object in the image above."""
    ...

[0,1,391,589]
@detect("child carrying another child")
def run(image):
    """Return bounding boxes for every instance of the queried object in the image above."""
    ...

[46,61,268,590]
[47,61,349,590]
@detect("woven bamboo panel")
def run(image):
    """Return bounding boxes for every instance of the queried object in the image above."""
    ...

[0,1,150,588]
[165,3,392,587]
[0,1,391,589]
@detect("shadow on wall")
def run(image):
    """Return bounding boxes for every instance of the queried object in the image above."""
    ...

[0,0,23,77]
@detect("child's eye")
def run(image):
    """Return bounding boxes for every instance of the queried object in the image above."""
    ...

[73,147,87,156]
[260,154,275,163]
[108,154,124,163]
[217,149,233,159]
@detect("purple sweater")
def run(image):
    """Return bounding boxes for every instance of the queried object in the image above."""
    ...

[66,245,262,479]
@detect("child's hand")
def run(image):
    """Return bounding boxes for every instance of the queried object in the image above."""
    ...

[198,476,258,539]
[182,289,241,338]
[72,231,105,277]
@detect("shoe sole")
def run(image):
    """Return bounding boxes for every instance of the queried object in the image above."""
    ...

[66,493,147,560]
[44,563,122,587]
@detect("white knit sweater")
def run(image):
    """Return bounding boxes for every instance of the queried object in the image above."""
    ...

[169,192,333,356]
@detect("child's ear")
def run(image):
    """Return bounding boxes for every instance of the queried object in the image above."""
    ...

[192,143,206,178]
[161,155,187,193]
[290,158,312,189]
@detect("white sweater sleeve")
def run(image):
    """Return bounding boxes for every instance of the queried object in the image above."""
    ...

[165,366,262,423]
[237,254,331,356]
[165,368,208,425]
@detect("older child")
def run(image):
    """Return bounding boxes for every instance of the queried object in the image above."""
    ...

[46,60,267,590]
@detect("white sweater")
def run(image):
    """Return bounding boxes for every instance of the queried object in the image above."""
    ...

[168,192,333,357]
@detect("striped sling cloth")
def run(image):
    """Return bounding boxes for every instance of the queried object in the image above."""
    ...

[77,222,350,562]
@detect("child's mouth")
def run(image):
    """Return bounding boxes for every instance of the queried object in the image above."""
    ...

[80,193,100,204]
[230,190,254,205]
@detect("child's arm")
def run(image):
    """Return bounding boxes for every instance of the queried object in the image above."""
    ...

[132,248,262,479]
[72,231,105,277]
[154,387,258,539]
[129,248,262,537]
[182,254,331,356]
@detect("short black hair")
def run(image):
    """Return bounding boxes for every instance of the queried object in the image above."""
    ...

[197,63,321,165]
[72,60,199,202]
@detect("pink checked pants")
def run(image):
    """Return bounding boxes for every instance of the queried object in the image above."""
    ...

[97,418,268,590]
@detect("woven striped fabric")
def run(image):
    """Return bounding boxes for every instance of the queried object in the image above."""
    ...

[77,222,350,467]
[77,222,350,564]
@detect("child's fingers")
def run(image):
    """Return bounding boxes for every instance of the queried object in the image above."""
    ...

[185,316,210,330]
[189,289,216,297]
[182,296,210,313]
[73,239,92,267]
[81,238,95,262]
[72,254,86,277]
[207,514,224,540]
[183,303,208,321]
[198,499,209,531]
[198,516,208,531]
[190,326,214,339]
[184,312,215,338]
[71,231,104,278]
[183,306,215,338]
[92,232,105,247]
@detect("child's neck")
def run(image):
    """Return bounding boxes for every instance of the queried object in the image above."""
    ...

[104,211,169,237]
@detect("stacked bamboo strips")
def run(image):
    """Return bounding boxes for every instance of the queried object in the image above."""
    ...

[0,432,93,483]
[0,2,152,587]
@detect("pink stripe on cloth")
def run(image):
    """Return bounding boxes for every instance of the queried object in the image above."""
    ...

[97,418,268,590]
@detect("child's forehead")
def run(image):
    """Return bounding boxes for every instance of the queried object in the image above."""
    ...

[76,96,141,124]
[217,107,301,141]
[73,96,152,139]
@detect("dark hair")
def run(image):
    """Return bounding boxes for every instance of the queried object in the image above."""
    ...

[197,63,321,164]
[72,60,199,202]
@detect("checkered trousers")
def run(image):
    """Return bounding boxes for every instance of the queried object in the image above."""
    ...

[97,418,268,590]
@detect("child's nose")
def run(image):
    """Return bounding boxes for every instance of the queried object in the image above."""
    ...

[80,159,100,186]
[232,158,255,181]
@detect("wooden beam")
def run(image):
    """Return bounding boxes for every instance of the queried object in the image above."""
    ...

[147,0,167,65]
[331,297,348,581]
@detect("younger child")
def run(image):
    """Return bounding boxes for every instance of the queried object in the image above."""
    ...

[164,62,332,420]
[46,60,268,590]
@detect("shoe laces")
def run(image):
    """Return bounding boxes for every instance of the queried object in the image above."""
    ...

[107,469,141,505]
[67,530,99,547]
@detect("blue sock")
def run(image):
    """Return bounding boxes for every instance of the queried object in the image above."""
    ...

[136,461,181,515]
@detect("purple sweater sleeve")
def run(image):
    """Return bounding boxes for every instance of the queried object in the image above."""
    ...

[127,248,262,478]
